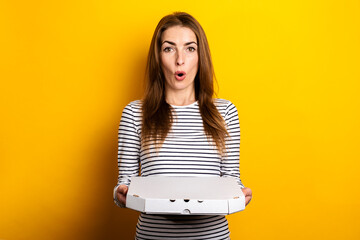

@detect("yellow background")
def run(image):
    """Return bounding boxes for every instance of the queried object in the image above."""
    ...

[1,0,359,239]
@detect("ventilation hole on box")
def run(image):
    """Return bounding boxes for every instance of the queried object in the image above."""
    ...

[170,199,176,202]
[184,199,190,202]
[182,209,191,214]
[198,200,203,203]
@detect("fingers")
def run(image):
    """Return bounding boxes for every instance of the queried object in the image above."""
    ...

[116,185,128,205]
[242,187,252,196]
[245,195,252,206]
[241,187,253,206]
[117,184,128,194]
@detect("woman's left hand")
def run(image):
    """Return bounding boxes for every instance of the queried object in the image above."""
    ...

[241,187,252,206]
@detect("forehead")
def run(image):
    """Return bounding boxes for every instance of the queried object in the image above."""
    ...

[161,25,197,43]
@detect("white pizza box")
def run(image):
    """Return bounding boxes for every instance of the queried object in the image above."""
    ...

[126,176,245,215]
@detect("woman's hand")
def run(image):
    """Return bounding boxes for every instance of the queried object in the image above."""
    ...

[242,187,252,206]
[116,184,128,206]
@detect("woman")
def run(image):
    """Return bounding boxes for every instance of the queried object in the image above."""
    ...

[114,12,252,240]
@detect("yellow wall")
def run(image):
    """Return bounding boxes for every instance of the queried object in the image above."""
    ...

[1,0,359,239]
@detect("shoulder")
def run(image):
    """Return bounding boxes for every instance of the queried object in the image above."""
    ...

[213,98,237,112]
[120,100,142,129]
[213,98,239,122]
[123,100,142,114]
[214,98,232,106]
[120,100,143,123]
[125,99,142,108]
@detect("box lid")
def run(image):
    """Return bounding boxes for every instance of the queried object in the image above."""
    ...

[126,176,245,215]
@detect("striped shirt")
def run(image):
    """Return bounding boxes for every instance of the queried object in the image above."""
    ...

[114,98,244,240]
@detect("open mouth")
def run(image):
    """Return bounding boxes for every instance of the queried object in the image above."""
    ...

[175,71,186,80]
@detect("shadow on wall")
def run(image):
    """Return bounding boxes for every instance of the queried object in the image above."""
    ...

[94,125,140,239]
[94,55,145,239]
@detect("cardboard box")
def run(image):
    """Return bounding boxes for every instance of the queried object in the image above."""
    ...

[126,176,245,215]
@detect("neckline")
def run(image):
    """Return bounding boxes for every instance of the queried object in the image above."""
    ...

[169,101,198,108]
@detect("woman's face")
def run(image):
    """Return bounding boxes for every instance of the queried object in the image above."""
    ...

[160,25,198,96]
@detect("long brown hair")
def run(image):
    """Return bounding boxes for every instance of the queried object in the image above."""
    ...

[142,12,228,155]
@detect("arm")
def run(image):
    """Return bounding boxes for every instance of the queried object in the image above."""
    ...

[221,101,243,186]
[221,101,252,206]
[113,102,141,207]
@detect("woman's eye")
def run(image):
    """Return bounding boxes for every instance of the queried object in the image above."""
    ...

[163,47,173,52]
[188,47,196,52]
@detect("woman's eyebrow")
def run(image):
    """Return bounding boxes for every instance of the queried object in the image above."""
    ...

[162,40,176,46]
[161,40,198,46]
[184,41,197,46]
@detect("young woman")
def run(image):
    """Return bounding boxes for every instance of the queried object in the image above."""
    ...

[114,12,252,240]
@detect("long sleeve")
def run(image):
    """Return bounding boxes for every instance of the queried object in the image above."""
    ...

[220,101,244,188]
[113,102,141,207]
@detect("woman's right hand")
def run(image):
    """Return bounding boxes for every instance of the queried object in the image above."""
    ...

[116,184,128,206]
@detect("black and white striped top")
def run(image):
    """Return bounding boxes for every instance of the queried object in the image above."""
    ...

[114,98,244,240]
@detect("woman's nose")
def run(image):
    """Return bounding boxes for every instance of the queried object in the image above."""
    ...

[176,52,184,66]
